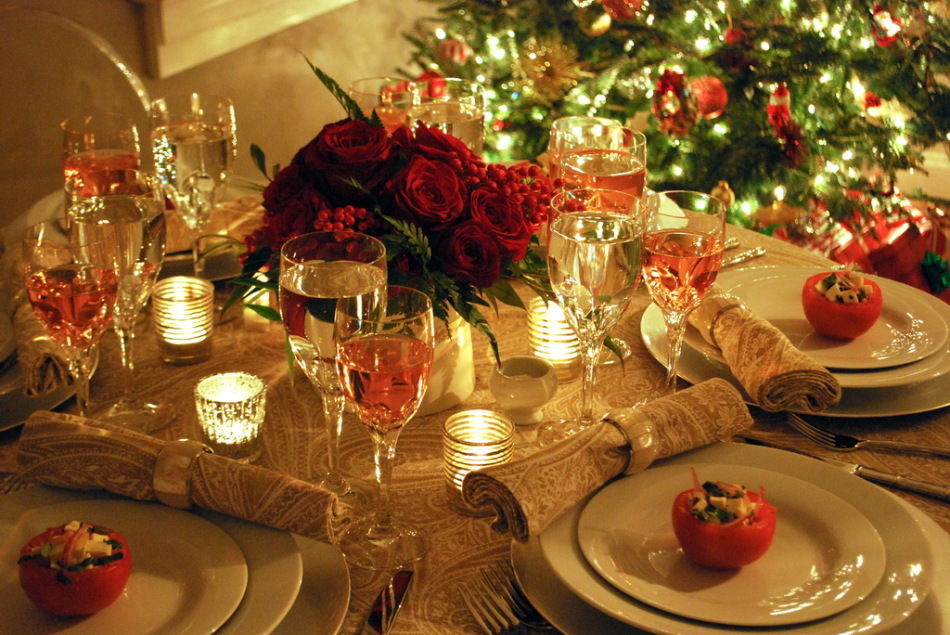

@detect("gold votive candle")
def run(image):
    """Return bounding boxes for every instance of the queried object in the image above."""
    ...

[152,276,214,364]
[527,297,579,367]
[194,372,266,463]
[443,409,514,516]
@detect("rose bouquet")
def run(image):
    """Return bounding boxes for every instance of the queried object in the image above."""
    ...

[236,64,556,361]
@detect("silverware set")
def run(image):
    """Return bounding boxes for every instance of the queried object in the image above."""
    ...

[787,412,950,459]
[460,563,553,634]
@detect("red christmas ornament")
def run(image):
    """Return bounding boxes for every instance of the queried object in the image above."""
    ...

[691,76,728,119]
[721,26,756,72]
[872,5,902,47]
[652,69,699,137]
[601,0,643,21]
[437,37,474,64]
[724,27,750,46]
[766,84,806,168]
[767,84,791,129]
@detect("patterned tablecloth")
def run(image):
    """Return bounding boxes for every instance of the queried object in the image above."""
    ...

[1,216,947,634]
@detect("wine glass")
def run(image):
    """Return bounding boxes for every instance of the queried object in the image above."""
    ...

[547,116,623,181]
[333,285,434,569]
[537,189,643,445]
[149,92,236,275]
[21,219,119,417]
[641,190,727,394]
[559,127,648,198]
[279,232,387,495]
[61,113,140,197]
[408,77,486,154]
[347,77,414,134]
[66,168,171,431]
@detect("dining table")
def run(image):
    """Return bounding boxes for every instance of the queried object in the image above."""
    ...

[0,197,948,635]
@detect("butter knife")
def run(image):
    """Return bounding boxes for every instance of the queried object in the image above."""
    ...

[740,437,950,501]
[361,569,414,635]
[722,246,766,268]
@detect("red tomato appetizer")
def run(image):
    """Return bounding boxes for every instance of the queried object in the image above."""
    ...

[801,266,882,340]
[671,470,777,569]
[17,520,132,617]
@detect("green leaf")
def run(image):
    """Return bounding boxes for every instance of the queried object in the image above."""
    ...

[303,56,372,124]
[250,144,268,179]
[245,304,281,322]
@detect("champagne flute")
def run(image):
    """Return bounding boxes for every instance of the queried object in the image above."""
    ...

[279,232,387,495]
[21,219,119,417]
[62,113,140,197]
[409,77,486,154]
[641,190,726,394]
[537,189,643,445]
[150,92,236,275]
[66,169,171,431]
[334,285,434,569]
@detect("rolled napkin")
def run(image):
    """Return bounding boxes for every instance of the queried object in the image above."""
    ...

[689,285,841,413]
[462,378,753,542]
[16,411,348,543]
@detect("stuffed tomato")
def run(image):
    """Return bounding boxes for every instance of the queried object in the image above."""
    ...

[801,266,882,340]
[671,470,777,569]
[18,520,132,617]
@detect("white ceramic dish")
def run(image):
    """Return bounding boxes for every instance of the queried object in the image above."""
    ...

[577,463,886,627]
[0,495,249,634]
[711,267,948,370]
[534,443,935,634]
[641,305,950,417]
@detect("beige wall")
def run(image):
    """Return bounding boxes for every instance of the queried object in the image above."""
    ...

[0,0,433,232]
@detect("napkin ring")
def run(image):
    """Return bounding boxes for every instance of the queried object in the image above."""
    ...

[154,439,212,509]
[707,302,745,345]
[603,410,658,476]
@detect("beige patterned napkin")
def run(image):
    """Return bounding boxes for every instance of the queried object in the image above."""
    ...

[461,378,753,542]
[16,411,348,543]
[690,286,841,413]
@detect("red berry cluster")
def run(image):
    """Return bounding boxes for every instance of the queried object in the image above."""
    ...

[313,205,380,234]
[484,162,557,229]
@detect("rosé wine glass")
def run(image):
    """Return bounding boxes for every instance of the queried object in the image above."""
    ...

[334,285,434,569]
[61,113,140,198]
[279,232,387,496]
[641,190,726,394]
[21,219,119,417]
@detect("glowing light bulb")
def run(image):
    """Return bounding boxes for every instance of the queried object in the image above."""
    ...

[775,185,786,200]
[713,123,728,135]
[435,28,446,39]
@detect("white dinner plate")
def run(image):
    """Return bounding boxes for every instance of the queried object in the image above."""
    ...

[707,267,949,370]
[536,443,935,634]
[577,464,886,627]
[641,304,950,417]
[0,494,249,634]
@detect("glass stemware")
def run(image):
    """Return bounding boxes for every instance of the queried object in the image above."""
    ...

[278,232,387,495]
[559,127,648,199]
[347,76,414,134]
[537,189,643,445]
[547,116,623,181]
[641,190,727,394]
[66,169,171,431]
[21,219,119,417]
[61,112,140,198]
[149,92,236,275]
[333,285,434,570]
[408,77,486,154]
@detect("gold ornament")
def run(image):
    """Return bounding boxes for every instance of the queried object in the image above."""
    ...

[755,199,805,227]
[711,181,735,209]
[518,38,591,103]
[578,7,612,36]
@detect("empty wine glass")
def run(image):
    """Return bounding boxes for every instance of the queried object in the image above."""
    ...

[21,219,119,417]
[279,232,387,496]
[66,168,171,431]
[334,285,434,569]
[641,190,726,394]
[409,77,486,154]
[150,92,236,275]
[537,189,643,445]
[61,112,140,197]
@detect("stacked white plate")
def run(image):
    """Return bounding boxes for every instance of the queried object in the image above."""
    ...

[512,443,950,634]
[640,266,950,417]
[0,487,350,635]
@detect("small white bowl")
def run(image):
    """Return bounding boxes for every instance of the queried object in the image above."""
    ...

[489,355,558,425]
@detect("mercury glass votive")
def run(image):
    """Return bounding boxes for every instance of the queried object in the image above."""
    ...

[194,372,266,463]
[152,276,214,364]
[527,297,580,368]
[443,409,514,516]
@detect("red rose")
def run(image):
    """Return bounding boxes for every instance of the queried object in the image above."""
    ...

[262,163,308,212]
[294,118,394,204]
[410,123,481,166]
[437,221,501,288]
[387,154,467,230]
[260,186,333,251]
[468,187,532,261]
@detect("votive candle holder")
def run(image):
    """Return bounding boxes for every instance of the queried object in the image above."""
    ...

[443,409,514,516]
[152,276,214,364]
[194,371,266,463]
[527,297,579,368]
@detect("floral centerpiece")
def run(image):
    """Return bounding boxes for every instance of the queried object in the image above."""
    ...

[235,64,556,362]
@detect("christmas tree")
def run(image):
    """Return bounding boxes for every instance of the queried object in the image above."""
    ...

[403,0,950,233]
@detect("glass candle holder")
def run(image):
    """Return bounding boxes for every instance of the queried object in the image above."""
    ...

[442,409,514,516]
[527,297,580,368]
[194,371,266,463]
[152,276,214,364]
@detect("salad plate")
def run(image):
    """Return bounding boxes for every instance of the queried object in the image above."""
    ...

[577,464,886,627]
[706,267,948,370]
[0,494,249,634]
[536,443,935,634]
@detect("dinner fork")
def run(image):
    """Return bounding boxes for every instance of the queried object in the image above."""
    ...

[459,563,553,634]
[787,413,950,459]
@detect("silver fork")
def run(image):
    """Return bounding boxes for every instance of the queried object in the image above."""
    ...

[787,413,950,459]
[459,563,552,634]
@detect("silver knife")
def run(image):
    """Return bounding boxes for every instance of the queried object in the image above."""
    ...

[361,569,414,634]
[722,246,766,268]
[739,437,950,502]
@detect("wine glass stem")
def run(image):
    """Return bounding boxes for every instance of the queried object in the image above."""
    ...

[114,322,136,403]
[64,348,95,417]
[320,393,350,495]
[368,427,399,540]
[579,337,601,425]
[663,312,689,394]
